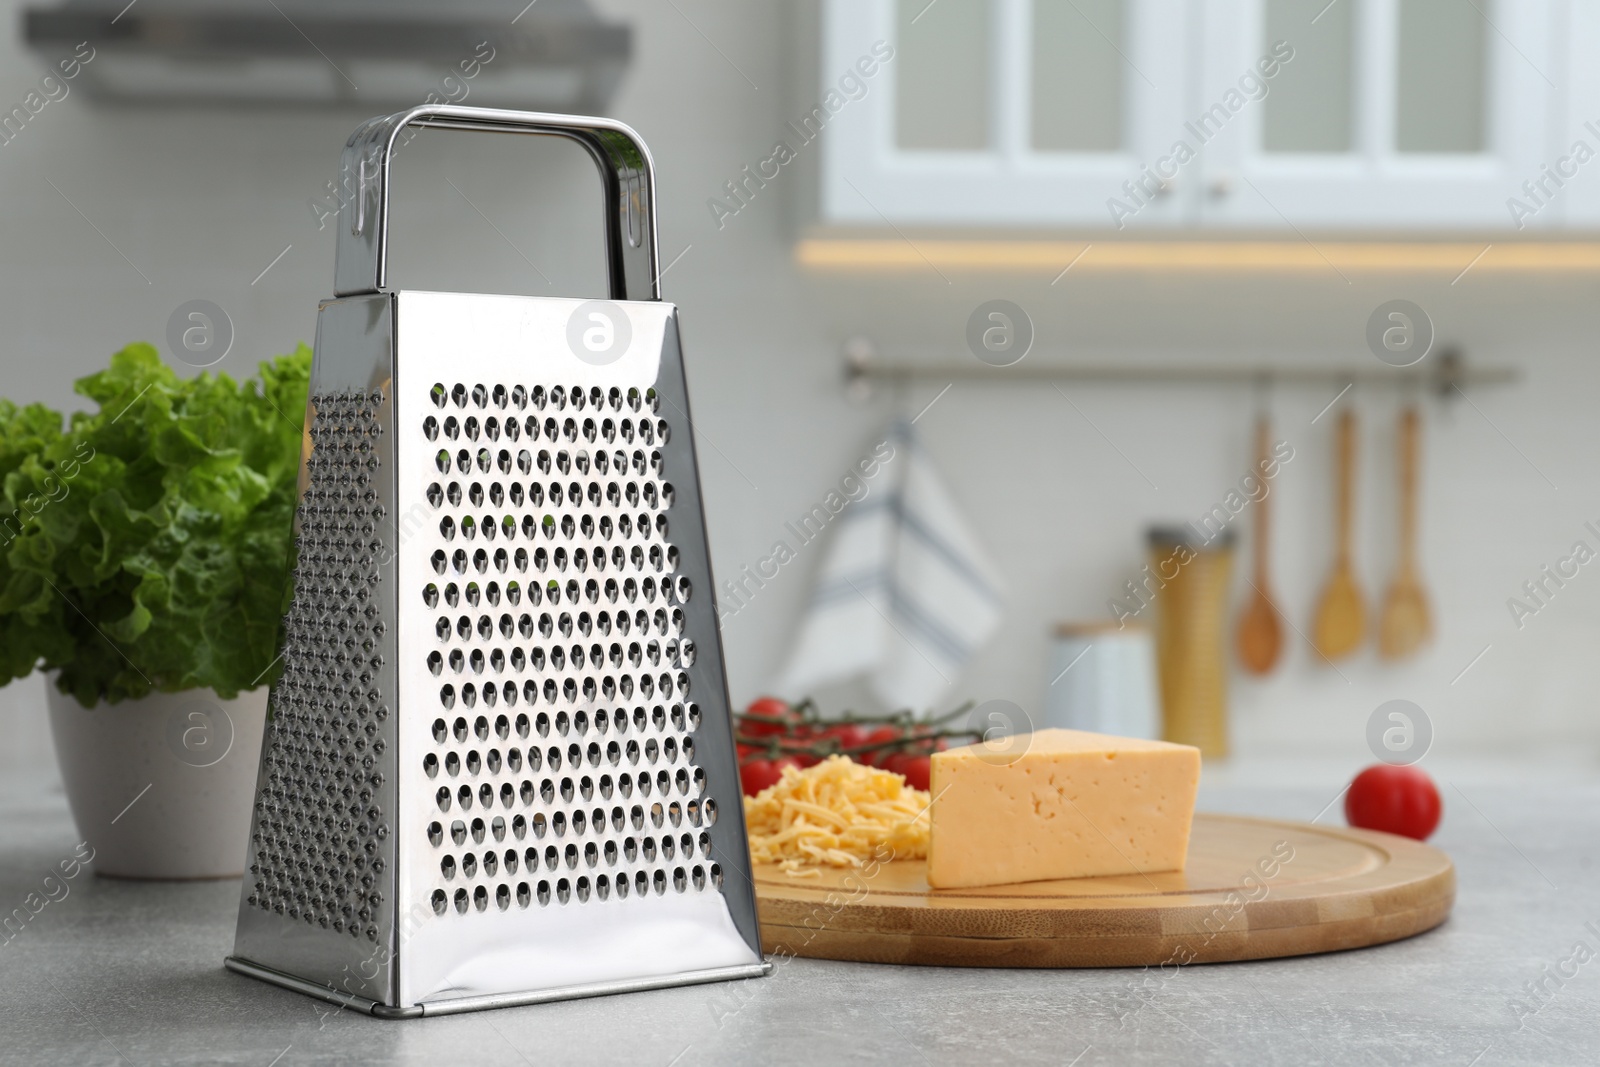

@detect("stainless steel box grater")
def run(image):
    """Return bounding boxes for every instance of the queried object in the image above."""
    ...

[225,106,770,1018]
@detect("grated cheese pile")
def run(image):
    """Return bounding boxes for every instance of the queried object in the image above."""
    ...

[744,756,931,876]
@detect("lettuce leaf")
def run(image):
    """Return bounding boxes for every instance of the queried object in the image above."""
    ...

[0,342,311,706]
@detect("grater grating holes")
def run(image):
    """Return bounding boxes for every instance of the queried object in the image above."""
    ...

[248,391,390,941]
[419,381,712,917]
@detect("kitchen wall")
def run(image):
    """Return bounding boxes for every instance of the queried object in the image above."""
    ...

[2,0,1597,779]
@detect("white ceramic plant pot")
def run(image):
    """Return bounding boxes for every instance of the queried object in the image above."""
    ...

[46,681,268,880]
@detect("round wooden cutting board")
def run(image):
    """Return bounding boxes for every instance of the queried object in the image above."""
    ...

[753,813,1454,967]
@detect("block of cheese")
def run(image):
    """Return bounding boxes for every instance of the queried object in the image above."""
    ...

[927,728,1200,889]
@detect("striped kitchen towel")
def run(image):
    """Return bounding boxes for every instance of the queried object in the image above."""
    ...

[777,421,1005,712]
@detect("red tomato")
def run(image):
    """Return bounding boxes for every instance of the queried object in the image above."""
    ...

[741,697,792,738]
[858,726,902,767]
[740,756,800,796]
[736,743,755,760]
[879,749,932,790]
[898,756,932,791]
[821,723,871,753]
[1345,764,1442,841]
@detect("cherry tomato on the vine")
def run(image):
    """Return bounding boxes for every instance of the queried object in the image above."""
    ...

[740,756,800,797]
[897,755,932,791]
[819,722,871,753]
[858,726,902,767]
[741,697,793,738]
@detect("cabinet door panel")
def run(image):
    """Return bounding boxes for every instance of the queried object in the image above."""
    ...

[821,0,1191,227]
[1262,0,1355,153]
[1032,0,1127,151]
[1395,0,1488,153]
[1197,0,1558,229]
[895,0,993,150]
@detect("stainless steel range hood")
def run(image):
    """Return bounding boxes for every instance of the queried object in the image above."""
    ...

[23,0,632,112]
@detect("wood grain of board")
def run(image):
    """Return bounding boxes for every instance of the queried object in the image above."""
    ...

[754,813,1454,967]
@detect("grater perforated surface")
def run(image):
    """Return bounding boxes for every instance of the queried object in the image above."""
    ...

[247,390,392,942]
[417,379,722,920]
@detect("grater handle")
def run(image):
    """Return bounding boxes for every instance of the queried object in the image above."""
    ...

[334,105,660,302]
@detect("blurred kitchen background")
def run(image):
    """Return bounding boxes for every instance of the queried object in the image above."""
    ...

[2,0,1598,782]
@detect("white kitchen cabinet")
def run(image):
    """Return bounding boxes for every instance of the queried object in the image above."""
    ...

[1196,0,1559,229]
[820,0,1585,231]
[820,0,1193,229]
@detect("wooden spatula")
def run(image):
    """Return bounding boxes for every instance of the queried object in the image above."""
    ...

[1313,408,1366,660]
[1237,415,1283,674]
[1379,407,1432,659]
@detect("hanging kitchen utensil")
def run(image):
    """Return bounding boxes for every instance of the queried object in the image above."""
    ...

[1236,414,1284,674]
[1313,407,1366,660]
[1378,406,1432,659]
[226,106,769,1017]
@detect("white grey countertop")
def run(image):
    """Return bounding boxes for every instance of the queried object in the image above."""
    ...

[2,768,1598,1066]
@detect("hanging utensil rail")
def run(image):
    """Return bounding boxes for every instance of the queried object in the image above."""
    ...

[843,344,1515,397]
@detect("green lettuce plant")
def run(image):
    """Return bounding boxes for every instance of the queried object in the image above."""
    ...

[0,342,311,707]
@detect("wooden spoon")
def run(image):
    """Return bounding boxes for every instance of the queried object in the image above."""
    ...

[1236,415,1283,674]
[1379,407,1432,659]
[1313,408,1366,660]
